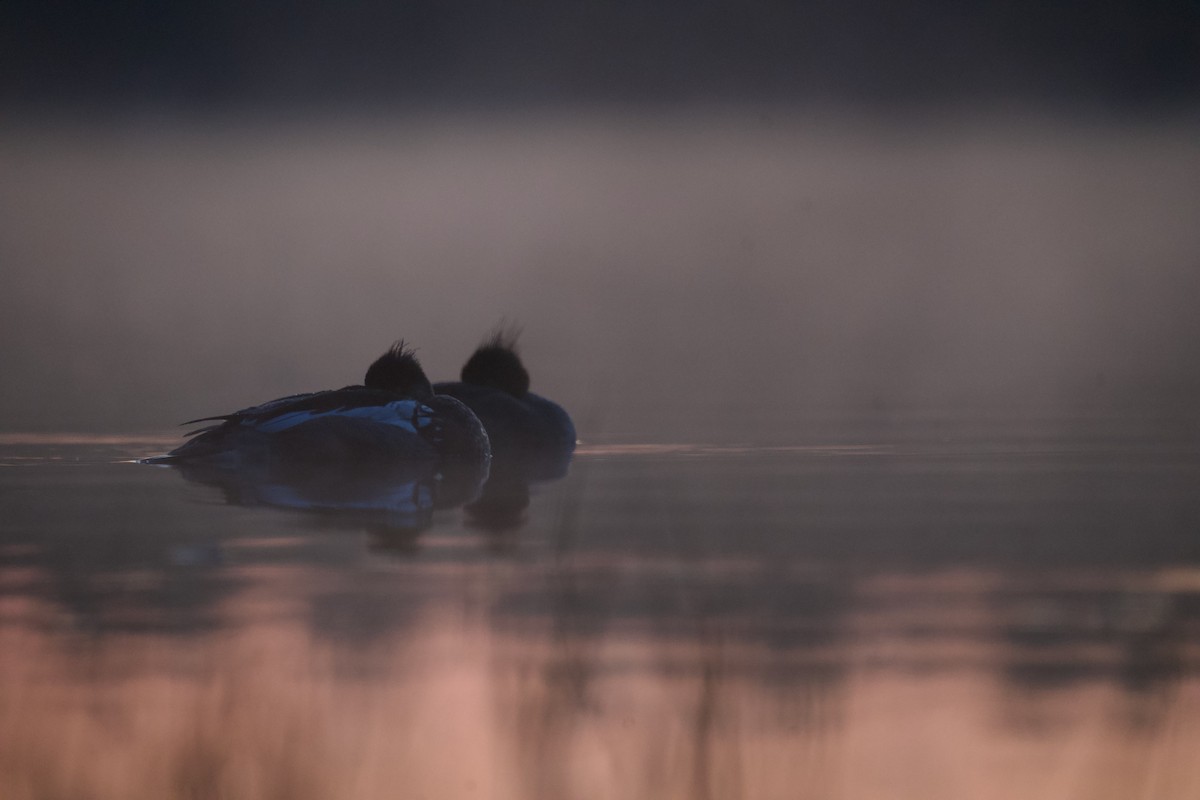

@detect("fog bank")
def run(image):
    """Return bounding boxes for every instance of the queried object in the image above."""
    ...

[2,113,1198,439]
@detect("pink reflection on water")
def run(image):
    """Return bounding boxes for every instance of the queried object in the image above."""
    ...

[3,560,1200,799]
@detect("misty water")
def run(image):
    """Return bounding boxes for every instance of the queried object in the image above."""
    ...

[3,114,1200,798]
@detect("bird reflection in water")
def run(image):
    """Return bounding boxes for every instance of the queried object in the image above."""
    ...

[462,446,575,556]
[169,452,491,544]
[165,435,573,554]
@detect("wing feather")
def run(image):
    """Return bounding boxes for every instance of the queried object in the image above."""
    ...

[180,387,435,436]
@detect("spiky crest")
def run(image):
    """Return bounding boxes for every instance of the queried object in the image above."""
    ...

[460,325,530,398]
[364,340,434,400]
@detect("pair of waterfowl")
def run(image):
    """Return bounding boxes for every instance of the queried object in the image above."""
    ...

[164,333,574,468]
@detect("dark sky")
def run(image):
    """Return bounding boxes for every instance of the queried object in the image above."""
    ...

[3,0,1199,112]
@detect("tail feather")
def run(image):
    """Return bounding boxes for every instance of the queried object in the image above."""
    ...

[181,415,232,426]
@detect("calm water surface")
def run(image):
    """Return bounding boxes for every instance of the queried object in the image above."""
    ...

[3,417,1200,799]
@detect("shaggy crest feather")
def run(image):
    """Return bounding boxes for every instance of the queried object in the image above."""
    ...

[364,341,434,400]
[460,325,530,397]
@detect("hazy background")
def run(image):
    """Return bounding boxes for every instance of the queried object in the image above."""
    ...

[2,1,1199,440]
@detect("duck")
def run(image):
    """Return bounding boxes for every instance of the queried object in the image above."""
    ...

[159,342,491,468]
[434,330,575,474]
